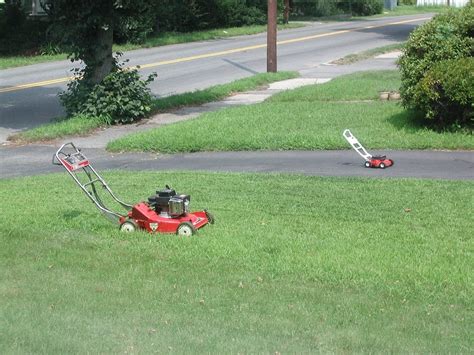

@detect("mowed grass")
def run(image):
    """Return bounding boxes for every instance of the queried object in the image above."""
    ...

[108,70,474,153]
[0,171,472,353]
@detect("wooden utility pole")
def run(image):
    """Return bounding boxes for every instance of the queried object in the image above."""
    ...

[267,0,277,72]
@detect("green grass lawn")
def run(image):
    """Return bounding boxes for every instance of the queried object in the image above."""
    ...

[108,70,474,153]
[0,23,304,70]
[10,71,298,143]
[0,171,472,352]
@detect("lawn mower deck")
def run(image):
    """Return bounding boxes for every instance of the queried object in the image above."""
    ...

[53,142,214,236]
[365,155,394,169]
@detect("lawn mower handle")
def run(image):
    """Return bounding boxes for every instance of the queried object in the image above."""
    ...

[53,142,133,224]
[52,142,79,166]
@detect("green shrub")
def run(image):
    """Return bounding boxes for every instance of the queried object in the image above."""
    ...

[399,5,474,127]
[60,62,157,124]
[114,13,155,44]
[219,1,266,27]
[414,58,473,128]
[291,0,339,17]
[338,0,384,16]
[153,0,267,33]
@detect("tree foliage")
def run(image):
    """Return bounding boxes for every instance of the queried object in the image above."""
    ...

[42,0,155,83]
[42,0,157,123]
[398,5,473,128]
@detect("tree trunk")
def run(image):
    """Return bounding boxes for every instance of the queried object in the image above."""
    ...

[90,25,114,84]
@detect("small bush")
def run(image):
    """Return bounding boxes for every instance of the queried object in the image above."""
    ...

[414,58,473,128]
[291,0,339,17]
[339,0,384,16]
[60,64,157,124]
[220,1,266,27]
[399,5,474,128]
[114,15,155,44]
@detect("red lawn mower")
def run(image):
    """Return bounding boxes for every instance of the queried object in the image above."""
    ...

[343,129,394,169]
[53,143,214,236]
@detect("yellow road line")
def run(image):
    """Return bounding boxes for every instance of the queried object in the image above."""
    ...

[0,77,70,93]
[1,17,429,94]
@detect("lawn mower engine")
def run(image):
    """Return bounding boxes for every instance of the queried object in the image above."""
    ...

[148,186,190,218]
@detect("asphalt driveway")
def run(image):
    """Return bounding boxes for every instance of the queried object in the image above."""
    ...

[1,145,472,180]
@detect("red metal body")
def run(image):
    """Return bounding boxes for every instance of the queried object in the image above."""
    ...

[119,203,210,234]
[365,156,394,169]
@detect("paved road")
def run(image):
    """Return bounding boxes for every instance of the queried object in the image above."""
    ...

[0,14,431,141]
[1,145,472,180]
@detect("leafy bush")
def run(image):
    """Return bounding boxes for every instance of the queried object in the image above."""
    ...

[218,0,266,27]
[292,0,383,17]
[398,5,474,127]
[338,0,384,16]
[114,12,156,44]
[414,58,473,128]
[153,0,267,33]
[291,0,339,17]
[398,0,416,5]
[60,61,157,124]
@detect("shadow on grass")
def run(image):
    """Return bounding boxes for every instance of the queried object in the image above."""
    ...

[62,210,85,221]
[386,108,431,133]
[388,108,473,134]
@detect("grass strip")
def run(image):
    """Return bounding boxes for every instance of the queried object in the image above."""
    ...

[9,115,108,143]
[108,70,474,153]
[331,42,405,65]
[8,71,299,143]
[0,23,304,70]
[0,171,472,353]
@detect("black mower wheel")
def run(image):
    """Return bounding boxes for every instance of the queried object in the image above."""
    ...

[379,162,386,169]
[177,222,196,237]
[364,161,371,168]
[120,220,138,233]
[205,210,215,224]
